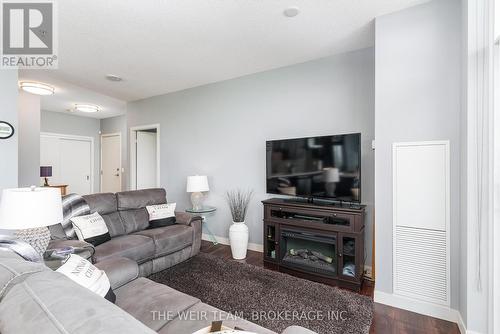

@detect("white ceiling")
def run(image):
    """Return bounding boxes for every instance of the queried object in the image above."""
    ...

[21,0,428,114]
[18,71,126,119]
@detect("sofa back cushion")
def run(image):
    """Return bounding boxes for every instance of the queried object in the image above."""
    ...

[83,193,126,237]
[0,251,48,292]
[116,189,167,234]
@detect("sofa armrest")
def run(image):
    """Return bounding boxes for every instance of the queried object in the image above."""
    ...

[48,239,94,250]
[281,326,317,334]
[175,211,203,226]
[95,257,139,290]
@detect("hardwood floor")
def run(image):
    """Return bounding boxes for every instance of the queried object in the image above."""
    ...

[200,241,460,334]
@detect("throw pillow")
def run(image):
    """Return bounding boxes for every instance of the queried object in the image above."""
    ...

[146,203,176,228]
[57,254,116,303]
[70,212,111,246]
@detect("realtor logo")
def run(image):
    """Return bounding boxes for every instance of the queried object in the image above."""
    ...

[1,0,58,69]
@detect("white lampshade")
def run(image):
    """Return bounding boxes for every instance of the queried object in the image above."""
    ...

[0,187,63,229]
[324,168,340,183]
[186,175,209,193]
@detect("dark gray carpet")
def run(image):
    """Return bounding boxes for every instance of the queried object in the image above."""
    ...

[149,253,373,334]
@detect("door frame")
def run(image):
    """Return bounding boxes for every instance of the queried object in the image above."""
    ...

[100,132,122,192]
[129,124,160,190]
[40,132,95,194]
[492,35,500,334]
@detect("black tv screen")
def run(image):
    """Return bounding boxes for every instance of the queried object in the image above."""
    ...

[266,133,361,202]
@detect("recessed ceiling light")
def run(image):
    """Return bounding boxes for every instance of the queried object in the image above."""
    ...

[283,7,300,18]
[19,82,55,95]
[105,74,123,82]
[74,104,100,113]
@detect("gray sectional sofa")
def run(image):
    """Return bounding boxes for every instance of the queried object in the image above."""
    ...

[49,188,202,276]
[0,188,315,334]
[0,250,314,334]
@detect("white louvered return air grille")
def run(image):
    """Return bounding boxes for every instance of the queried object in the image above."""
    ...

[393,141,450,306]
[394,226,448,304]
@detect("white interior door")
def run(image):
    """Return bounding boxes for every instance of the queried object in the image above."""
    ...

[40,136,61,186]
[60,138,92,195]
[41,135,93,194]
[101,134,121,193]
[393,141,450,306]
[136,131,157,189]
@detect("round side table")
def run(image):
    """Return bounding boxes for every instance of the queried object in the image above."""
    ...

[186,206,218,245]
[44,246,94,270]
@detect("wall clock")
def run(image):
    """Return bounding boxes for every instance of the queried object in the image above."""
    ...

[0,121,15,139]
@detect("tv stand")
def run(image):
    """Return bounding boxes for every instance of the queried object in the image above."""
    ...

[262,198,365,291]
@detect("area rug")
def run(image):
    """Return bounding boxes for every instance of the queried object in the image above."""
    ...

[149,253,373,334]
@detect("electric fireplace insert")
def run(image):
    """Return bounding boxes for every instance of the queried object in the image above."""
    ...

[280,228,338,277]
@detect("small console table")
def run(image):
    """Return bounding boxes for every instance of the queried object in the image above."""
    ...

[186,206,218,245]
[46,184,68,196]
[262,198,365,291]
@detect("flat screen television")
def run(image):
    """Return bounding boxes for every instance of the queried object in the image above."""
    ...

[266,133,361,202]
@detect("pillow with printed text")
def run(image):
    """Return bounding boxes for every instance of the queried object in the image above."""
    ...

[146,203,176,228]
[70,212,111,246]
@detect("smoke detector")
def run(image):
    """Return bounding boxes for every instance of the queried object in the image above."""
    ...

[283,7,300,18]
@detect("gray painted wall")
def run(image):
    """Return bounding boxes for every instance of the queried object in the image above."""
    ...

[100,115,128,191]
[18,91,41,187]
[374,0,462,309]
[127,48,375,264]
[0,70,19,191]
[40,110,101,192]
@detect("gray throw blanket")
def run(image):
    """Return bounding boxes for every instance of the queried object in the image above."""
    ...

[0,236,42,262]
[49,193,90,240]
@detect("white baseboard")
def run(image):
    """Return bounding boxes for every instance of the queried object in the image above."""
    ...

[374,290,466,331]
[456,312,469,334]
[202,233,263,252]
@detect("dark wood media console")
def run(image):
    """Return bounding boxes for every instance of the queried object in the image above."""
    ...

[262,198,365,291]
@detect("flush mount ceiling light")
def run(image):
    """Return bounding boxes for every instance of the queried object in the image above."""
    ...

[74,104,100,113]
[19,82,55,95]
[105,74,123,82]
[283,7,300,17]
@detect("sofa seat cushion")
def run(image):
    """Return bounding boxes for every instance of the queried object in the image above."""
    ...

[95,257,139,290]
[94,235,155,264]
[133,225,193,257]
[114,277,200,331]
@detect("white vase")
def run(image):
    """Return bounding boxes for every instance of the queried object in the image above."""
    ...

[229,221,249,260]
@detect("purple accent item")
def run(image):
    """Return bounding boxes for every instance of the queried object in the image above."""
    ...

[53,246,75,256]
[40,166,52,177]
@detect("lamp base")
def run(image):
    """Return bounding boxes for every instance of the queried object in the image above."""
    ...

[15,227,51,257]
[325,182,337,197]
[190,192,204,211]
[44,177,50,187]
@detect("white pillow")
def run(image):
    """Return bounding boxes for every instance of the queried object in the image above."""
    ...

[146,203,177,228]
[70,212,110,246]
[57,254,115,302]
[146,203,176,221]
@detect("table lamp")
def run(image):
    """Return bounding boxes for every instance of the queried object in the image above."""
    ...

[40,166,52,186]
[186,175,209,210]
[0,186,63,256]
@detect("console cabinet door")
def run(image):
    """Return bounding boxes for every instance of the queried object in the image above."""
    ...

[338,233,363,281]
[264,221,279,262]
